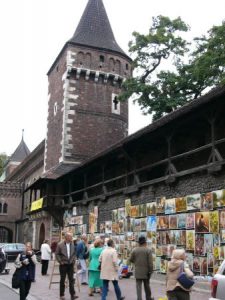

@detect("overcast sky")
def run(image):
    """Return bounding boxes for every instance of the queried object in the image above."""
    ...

[0,0,224,155]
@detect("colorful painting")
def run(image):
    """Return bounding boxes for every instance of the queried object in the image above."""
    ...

[140,218,147,231]
[213,246,220,260]
[195,233,205,255]
[146,216,157,232]
[165,198,176,214]
[169,215,177,229]
[207,253,214,269]
[209,211,219,233]
[200,257,208,275]
[180,230,186,245]
[118,207,125,220]
[155,257,161,270]
[212,189,225,208]
[89,212,97,233]
[195,212,209,233]
[157,216,169,230]
[204,234,213,254]
[100,223,105,233]
[112,222,119,234]
[112,209,118,222]
[147,202,156,215]
[213,234,220,246]
[130,206,139,218]
[221,229,225,243]
[186,213,195,229]
[177,213,186,229]
[200,192,213,210]
[118,219,124,234]
[139,204,147,217]
[160,259,167,273]
[125,198,131,217]
[156,197,166,214]
[186,253,193,270]
[186,193,201,210]
[186,230,195,251]
[193,256,200,272]
[156,245,163,256]
[175,197,187,212]
[220,210,225,229]
[105,221,112,234]
[134,219,141,232]
[220,246,225,260]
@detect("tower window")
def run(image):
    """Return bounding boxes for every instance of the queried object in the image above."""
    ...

[112,93,120,115]
[54,102,58,116]
[3,203,7,214]
[100,55,105,63]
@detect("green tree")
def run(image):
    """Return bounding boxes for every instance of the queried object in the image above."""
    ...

[0,153,8,177]
[120,16,225,120]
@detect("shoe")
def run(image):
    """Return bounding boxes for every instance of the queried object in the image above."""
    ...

[71,296,79,300]
[120,297,125,300]
[81,282,88,285]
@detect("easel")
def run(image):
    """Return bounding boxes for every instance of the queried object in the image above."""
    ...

[49,259,80,292]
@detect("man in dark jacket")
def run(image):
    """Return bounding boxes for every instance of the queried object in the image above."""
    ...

[76,234,88,285]
[129,236,154,300]
[55,232,78,300]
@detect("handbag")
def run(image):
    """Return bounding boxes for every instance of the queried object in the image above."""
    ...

[177,263,195,289]
[12,268,21,289]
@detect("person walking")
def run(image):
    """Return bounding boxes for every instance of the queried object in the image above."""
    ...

[88,238,103,296]
[129,236,154,300]
[40,239,51,275]
[15,242,37,300]
[76,234,88,285]
[99,239,125,300]
[166,248,194,300]
[55,232,78,300]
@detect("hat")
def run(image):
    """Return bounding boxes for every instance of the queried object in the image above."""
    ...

[138,236,146,245]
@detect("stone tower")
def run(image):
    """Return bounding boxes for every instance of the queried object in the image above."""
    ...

[44,0,132,172]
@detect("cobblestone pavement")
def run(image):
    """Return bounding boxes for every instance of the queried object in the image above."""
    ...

[0,261,211,300]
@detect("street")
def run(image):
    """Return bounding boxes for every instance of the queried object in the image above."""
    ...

[0,262,211,300]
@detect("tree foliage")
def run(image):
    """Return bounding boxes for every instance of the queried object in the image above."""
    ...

[120,16,225,120]
[0,153,8,177]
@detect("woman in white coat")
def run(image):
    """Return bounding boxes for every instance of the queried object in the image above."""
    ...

[99,239,125,300]
[40,239,51,275]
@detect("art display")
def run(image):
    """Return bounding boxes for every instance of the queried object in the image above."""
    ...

[175,197,187,212]
[186,194,201,210]
[147,216,157,232]
[186,230,195,251]
[200,192,213,210]
[156,197,165,214]
[169,215,177,229]
[165,198,176,214]
[186,213,195,229]
[147,202,156,215]
[209,211,219,233]
[195,212,209,233]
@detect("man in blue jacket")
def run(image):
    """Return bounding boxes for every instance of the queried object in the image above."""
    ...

[76,234,88,285]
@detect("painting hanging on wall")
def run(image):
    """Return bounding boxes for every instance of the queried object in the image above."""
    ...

[200,192,213,210]
[195,212,209,233]
[186,194,201,211]
[165,198,176,214]
[175,197,187,212]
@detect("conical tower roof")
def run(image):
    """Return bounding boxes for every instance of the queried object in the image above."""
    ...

[10,136,30,163]
[69,0,127,58]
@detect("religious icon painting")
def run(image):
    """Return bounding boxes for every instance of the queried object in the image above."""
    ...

[212,189,225,208]
[147,202,156,215]
[195,233,205,256]
[186,230,195,251]
[186,193,201,211]
[193,256,200,272]
[177,213,186,229]
[220,210,225,229]
[156,197,166,214]
[165,198,176,214]
[186,213,195,229]
[200,192,213,210]
[157,216,169,230]
[169,215,177,229]
[209,211,219,233]
[200,257,208,275]
[204,234,213,254]
[175,197,187,212]
[195,211,210,233]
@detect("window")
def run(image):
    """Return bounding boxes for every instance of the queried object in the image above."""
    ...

[0,203,2,213]
[111,93,120,115]
[100,55,105,63]
[126,63,129,70]
[3,203,7,214]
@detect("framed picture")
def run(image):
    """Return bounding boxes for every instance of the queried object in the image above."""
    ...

[125,198,131,217]
[209,211,219,233]
[147,202,156,215]
[112,209,118,222]
[105,221,112,234]
[220,210,225,229]
[193,256,200,272]
[195,212,209,233]
[169,215,177,229]
[200,257,208,275]
[204,234,213,254]
[118,207,125,220]
[186,253,193,270]
[157,216,169,230]
[165,198,176,214]
[212,189,225,208]
[175,197,187,212]
[140,218,147,231]
[221,229,225,243]
[200,192,213,210]
[195,233,204,255]
[156,197,166,214]
[186,230,195,251]
[186,194,201,211]
[147,216,157,232]
[130,206,139,218]
[177,213,186,229]
[207,253,214,269]
[186,213,195,229]
[139,204,147,217]
[100,223,105,233]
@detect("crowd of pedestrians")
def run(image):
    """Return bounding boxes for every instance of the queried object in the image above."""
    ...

[13,234,195,300]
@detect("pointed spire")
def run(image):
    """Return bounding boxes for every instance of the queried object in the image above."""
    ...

[10,132,30,163]
[69,0,127,57]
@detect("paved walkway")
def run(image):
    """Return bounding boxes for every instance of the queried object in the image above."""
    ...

[0,261,211,300]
